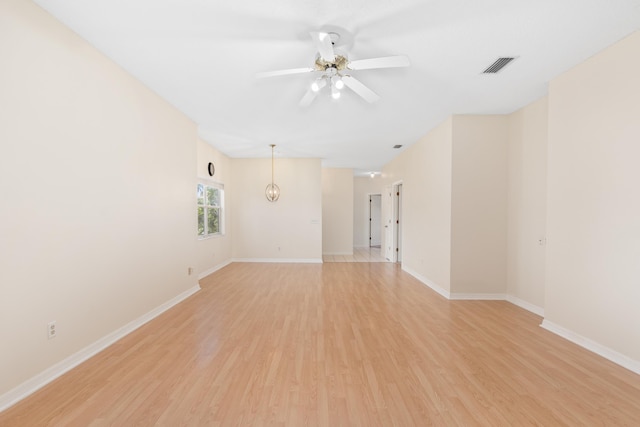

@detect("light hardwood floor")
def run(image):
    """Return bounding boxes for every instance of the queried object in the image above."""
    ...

[323,246,387,263]
[2,263,640,425]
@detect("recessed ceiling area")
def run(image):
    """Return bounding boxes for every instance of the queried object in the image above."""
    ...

[32,0,640,174]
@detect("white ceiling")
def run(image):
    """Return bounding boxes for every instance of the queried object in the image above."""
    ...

[33,0,640,175]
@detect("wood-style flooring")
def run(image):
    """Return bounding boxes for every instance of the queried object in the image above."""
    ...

[322,246,387,263]
[1,262,640,426]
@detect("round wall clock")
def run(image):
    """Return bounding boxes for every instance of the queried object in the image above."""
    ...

[207,162,215,177]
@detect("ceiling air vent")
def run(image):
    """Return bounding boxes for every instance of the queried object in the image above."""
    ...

[393,144,403,149]
[482,57,516,74]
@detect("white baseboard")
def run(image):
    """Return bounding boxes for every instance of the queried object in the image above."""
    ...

[450,293,506,300]
[198,260,232,280]
[232,258,323,264]
[449,293,544,317]
[322,252,354,256]
[395,266,548,318]
[0,285,201,413]
[401,266,451,299]
[540,319,640,375]
[506,295,544,317]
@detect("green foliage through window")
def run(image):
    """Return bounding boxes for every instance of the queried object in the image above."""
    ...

[197,183,223,237]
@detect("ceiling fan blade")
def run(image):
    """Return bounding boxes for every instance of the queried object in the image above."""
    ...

[347,55,410,71]
[310,32,335,62]
[342,75,380,103]
[256,67,315,78]
[299,89,318,107]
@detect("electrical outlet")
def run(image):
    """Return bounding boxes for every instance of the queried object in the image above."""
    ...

[188,267,194,276]
[47,321,56,339]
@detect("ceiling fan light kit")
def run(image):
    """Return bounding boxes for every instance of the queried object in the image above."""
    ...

[311,78,326,92]
[258,30,410,106]
[331,84,341,99]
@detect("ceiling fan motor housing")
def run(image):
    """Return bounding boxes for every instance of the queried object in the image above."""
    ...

[315,54,348,71]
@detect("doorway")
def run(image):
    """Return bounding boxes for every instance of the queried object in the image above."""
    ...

[369,194,382,247]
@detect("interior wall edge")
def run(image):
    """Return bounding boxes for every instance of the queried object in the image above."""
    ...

[0,285,201,414]
[401,266,451,299]
[540,320,640,376]
[449,293,506,301]
[197,260,233,281]
[505,295,545,317]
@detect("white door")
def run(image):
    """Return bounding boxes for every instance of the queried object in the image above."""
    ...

[369,194,382,247]
[382,186,393,260]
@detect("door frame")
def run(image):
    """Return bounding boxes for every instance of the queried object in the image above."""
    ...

[391,181,403,263]
[383,186,393,261]
[368,193,382,247]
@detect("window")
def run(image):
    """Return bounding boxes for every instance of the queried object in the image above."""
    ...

[197,182,224,237]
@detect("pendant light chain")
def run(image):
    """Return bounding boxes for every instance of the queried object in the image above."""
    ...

[266,144,280,202]
[271,145,274,187]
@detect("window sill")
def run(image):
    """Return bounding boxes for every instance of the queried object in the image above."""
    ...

[197,233,225,241]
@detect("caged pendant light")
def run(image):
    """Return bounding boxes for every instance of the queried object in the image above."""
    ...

[265,144,280,202]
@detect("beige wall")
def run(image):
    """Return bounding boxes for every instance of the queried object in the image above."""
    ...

[353,176,386,248]
[545,32,640,362]
[507,97,548,310]
[231,158,322,262]
[196,138,233,276]
[450,116,509,295]
[321,168,354,255]
[0,0,198,397]
[383,116,510,298]
[383,118,453,294]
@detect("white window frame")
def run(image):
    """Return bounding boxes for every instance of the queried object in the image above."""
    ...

[197,181,224,239]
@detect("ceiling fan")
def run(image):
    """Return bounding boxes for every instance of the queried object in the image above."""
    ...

[257,31,410,106]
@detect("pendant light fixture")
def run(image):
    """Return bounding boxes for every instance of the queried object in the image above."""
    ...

[265,144,280,202]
